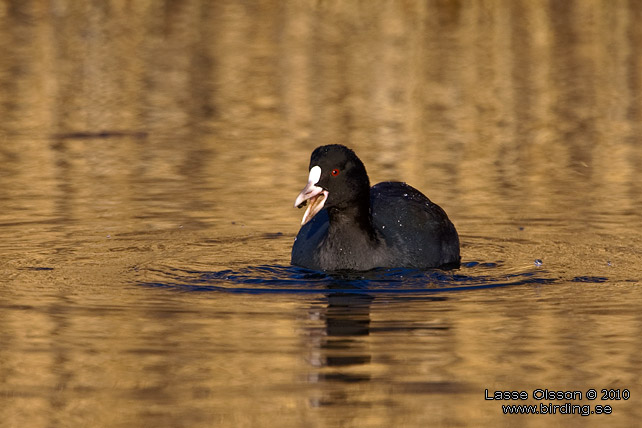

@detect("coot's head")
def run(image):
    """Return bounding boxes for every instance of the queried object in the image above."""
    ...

[294,144,370,225]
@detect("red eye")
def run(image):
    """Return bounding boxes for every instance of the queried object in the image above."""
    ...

[331,169,340,176]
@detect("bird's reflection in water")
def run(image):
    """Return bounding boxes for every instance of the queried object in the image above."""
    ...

[305,281,453,410]
[306,289,374,407]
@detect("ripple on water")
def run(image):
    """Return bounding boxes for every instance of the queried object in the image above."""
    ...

[137,261,556,295]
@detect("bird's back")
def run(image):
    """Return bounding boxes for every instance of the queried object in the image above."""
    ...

[370,182,460,269]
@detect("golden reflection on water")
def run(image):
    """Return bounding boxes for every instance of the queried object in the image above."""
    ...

[1,1,642,427]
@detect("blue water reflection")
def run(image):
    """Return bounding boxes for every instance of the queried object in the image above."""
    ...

[139,262,557,295]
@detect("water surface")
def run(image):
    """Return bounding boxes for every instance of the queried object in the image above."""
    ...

[2,2,642,427]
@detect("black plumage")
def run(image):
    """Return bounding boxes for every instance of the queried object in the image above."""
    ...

[292,144,460,271]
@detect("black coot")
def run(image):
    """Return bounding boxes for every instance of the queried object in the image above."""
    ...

[292,144,460,271]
